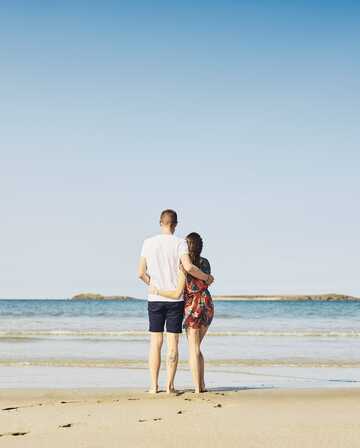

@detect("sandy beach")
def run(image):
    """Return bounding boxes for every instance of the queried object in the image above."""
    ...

[0,388,359,447]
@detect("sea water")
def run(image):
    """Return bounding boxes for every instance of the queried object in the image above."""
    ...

[0,299,359,389]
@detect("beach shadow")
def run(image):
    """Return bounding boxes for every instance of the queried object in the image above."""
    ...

[205,386,275,392]
[154,389,191,396]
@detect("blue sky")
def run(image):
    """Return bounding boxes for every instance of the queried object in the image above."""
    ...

[1,1,359,298]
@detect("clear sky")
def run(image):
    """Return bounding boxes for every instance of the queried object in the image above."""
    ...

[1,1,359,298]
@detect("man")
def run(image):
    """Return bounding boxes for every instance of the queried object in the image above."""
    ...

[138,209,214,393]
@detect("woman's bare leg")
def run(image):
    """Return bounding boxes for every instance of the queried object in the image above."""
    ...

[186,328,202,393]
[199,326,208,392]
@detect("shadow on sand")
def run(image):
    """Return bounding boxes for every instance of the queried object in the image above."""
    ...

[168,386,275,395]
[206,386,275,392]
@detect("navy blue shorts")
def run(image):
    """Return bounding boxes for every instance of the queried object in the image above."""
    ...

[148,301,184,334]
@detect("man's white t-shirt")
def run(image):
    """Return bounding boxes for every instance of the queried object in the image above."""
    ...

[140,234,188,302]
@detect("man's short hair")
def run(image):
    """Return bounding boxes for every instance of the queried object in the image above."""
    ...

[160,209,178,226]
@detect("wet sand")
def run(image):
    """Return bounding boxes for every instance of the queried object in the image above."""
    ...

[1,388,359,447]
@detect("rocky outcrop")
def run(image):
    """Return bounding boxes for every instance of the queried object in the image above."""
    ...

[212,293,359,301]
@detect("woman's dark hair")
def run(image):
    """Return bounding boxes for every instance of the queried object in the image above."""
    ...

[186,232,203,268]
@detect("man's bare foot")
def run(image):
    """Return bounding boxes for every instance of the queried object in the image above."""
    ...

[166,384,176,394]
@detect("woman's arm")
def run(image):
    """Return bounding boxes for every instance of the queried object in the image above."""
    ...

[149,270,186,300]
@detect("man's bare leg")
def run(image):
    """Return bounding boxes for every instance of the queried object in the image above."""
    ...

[149,332,163,393]
[166,332,179,393]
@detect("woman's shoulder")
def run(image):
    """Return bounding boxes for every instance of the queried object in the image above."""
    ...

[199,257,211,274]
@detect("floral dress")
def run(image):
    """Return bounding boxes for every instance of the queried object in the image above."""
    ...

[183,257,214,329]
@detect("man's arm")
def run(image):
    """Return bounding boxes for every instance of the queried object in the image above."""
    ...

[138,256,150,285]
[180,254,214,285]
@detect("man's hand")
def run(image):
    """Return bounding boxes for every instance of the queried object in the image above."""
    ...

[206,274,214,286]
[181,254,211,282]
[149,284,159,295]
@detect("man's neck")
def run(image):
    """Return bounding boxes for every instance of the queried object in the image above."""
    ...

[161,227,174,235]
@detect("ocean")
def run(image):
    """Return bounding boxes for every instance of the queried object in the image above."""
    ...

[0,299,359,389]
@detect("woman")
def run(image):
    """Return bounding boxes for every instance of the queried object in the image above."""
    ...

[149,232,214,393]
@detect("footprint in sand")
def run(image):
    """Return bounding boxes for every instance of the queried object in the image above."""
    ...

[59,423,73,428]
[0,432,28,437]
[1,407,19,411]
[138,418,163,423]
[214,404,222,408]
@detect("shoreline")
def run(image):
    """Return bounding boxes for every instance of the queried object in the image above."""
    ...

[1,358,360,368]
[1,385,359,401]
[1,388,359,447]
[1,364,359,390]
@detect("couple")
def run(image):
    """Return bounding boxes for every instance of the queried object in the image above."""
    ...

[138,209,215,394]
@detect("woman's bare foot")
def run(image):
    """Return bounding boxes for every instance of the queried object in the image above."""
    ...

[148,386,159,394]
